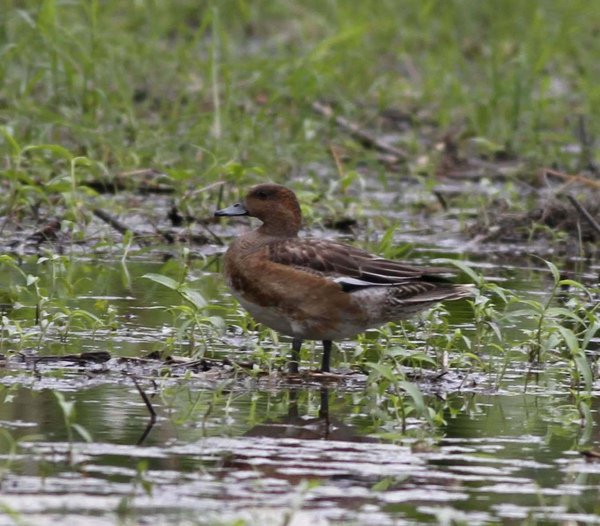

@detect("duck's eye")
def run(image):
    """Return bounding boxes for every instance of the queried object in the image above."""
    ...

[255,190,269,199]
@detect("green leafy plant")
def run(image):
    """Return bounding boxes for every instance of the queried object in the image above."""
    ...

[53,391,92,447]
[142,267,225,358]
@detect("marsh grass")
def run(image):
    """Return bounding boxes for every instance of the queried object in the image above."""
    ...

[1,0,600,454]
[2,1,599,207]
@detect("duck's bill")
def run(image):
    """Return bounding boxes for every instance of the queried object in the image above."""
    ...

[214,203,248,216]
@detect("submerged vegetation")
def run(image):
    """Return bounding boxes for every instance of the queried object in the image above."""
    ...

[1,0,600,524]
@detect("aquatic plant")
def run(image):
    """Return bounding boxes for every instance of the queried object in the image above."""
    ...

[142,267,226,358]
[53,391,92,447]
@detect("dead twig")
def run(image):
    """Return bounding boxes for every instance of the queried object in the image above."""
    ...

[542,168,600,190]
[195,222,224,245]
[311,100,408,160]
[132,376,158,446]
[580,449,600,460]
[566,194,600,239]
[329,143,346,178]
[92,208,135,237]
[33,351,111,365]
[92,208,156,246]
[26,218,62,244]
[576,115,597,173]
[165,355,256,371]
[432,190,448,211]
[84,169,175,194]
[130,374,157,421]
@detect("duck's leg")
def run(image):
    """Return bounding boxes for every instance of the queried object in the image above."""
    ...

[321,340,332,373]
[289,338,302,373]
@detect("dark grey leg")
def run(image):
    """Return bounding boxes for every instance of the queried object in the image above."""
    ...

[288,389,299,418]
[289,338,302,373]
[318,388,329,419]
[321,340,332,372]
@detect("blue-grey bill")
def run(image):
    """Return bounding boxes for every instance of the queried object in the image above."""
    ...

[214,203,248,216]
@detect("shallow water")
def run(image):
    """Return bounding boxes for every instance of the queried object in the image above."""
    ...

[2,380,600,525]
[1,219,600,525]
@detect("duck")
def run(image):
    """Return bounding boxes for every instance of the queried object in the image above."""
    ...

[215,183,473,373]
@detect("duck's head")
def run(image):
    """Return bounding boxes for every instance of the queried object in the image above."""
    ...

[215,183,302,236]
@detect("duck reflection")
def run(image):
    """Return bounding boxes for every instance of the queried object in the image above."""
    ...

[244,387,377,443]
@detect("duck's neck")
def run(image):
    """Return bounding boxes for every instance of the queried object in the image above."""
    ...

[257,221,300,237]
[256,205,302,237]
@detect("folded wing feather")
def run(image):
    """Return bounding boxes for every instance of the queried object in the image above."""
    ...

[267,239,454,288]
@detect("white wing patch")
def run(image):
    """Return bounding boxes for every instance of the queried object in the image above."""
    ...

[333,276,394,288]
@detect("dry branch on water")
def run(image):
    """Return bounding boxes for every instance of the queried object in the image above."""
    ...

[311,100,408,161]
[542,168,600,190]
[468,192,600,249]
[83,169,175,194]
[566,195,600,239]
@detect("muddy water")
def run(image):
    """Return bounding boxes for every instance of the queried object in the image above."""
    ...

[1,247,600,525]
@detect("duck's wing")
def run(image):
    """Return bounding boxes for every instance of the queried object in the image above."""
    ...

[267,238,452,289]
